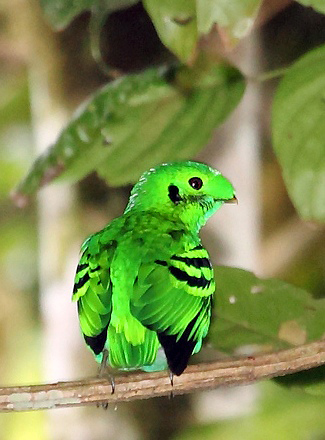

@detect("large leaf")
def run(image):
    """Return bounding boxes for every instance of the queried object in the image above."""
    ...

[143,0,262,61]
[143,0,198,63]
[12,63,244,204]
[40,0,139,30]
[272,44,325,223]
[210,266,325,353]
[196,0,262,42]
[296,0,325,14]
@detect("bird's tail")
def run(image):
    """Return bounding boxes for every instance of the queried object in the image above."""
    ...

[106,325,160,371]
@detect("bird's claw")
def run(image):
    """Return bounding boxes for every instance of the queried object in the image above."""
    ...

[97,349,115,408]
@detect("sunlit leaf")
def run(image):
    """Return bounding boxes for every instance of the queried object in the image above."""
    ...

[12,63,244,205]
[143,0,197,62]
[272,44,325,223]
[210,266,325,353]
[143,0,262,60]
[197,0,262,43]
[40,0,139,30]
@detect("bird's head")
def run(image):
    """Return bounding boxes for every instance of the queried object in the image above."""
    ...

[125,161,237,231]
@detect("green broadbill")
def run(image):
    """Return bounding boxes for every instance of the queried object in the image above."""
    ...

[73,161,236,375]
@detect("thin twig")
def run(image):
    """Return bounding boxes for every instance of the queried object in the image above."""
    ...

[0,340,324,412]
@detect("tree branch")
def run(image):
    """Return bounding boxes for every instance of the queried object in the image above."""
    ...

[1,340,324,412]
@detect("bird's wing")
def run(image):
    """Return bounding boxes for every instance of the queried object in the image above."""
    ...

[72,232,117,356]
[131,244,214,375]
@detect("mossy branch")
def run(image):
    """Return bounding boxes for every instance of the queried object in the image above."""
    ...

[0,340,324,412]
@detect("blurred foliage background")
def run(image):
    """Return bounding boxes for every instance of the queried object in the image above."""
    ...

[0,0,324,439]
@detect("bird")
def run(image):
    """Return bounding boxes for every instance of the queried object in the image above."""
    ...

[72,161,236,378]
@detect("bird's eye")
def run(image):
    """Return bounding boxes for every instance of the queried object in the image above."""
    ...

[189,177,203,190]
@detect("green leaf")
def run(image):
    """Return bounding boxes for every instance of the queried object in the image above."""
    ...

[175,382,325,440]
[196,0,262,42]
[272,44,325,223]
[296,0,325,14]
[275,365,325,396]
[210,266,325,353]
[13,63,244,204]
[143,0,197,62]
[303,378,325,396]
[0,78,30,130]
[143,0,262,61]
[40,0,139,30]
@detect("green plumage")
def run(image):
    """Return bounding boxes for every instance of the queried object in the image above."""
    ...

[73,161,236,375]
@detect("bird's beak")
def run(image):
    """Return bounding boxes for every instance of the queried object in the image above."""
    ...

[224,196,238,204]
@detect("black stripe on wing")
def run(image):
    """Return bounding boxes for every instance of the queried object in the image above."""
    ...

[155,260,168,267]
[77,263,88,272]
[171,255,212,268]
[158,318,197,375]
[73,272,90,293]
[169,266,212,289]
[83,325,108,355]
[157,297,212,376]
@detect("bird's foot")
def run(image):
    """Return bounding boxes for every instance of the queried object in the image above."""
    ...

[97,349,115,409]
[98,349,109,377]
